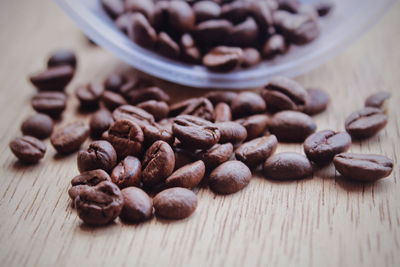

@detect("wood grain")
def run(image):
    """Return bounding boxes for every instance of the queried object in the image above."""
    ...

[1,1,399,267]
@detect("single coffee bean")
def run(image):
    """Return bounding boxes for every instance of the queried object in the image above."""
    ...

[334,153,393,182]
[77,140,117,173]
[263,152,313,180]
[111,156,142,188]
[194,19,232,45]
[101,90,127,111]
[124,86,170,105]
[120,187,153,222]
[107,119,144,159]
[31,91,66,117]
[262,34,289,59]
[112,105,155,128]
[221,1,251,23]
[203,46,243,72]
[231,92,266,118]
[143,123,174,146]
[47,49,77,69]
[345,107,387,139]
[68,169,111,201]
[365,91,391,109]
[262,76,308,112]
[168,0,195,33]
[124,0,154,20]
[179,33,201,64]
[315,1,334,17]
[304,130,351,165]
[157,32,180,59]
[235,114,270,140]
[51,122,89,154]
[129,13,157,49]
[169,97,214,121]
[75,181,124,225]
[209,160,252,194]
[89,109,114,139]
[235,135,278,168]
[142,140,175,187]
[104,73,127,93]
[216,121,247,144]
[269,111,316,142]
[205,91,238,106]
[153,187,197,220]
[137,100,169,121]
[248,1,273,33]
[9,136,46,163]
[214,102,232,122]
[165,160,205,189]
[193,0,221,22]
[75,83,104,108]
[29,65,74,91]
[303,88,330,115]
[198,143,233,170]
[173,115,220,150]
[21,113,54,139]
[241,48,261,68]
[225,17,259,47]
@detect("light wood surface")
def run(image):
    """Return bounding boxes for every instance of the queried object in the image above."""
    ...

[1,1,399,267]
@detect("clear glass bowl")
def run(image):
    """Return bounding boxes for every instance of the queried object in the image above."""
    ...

[55,0,395,89]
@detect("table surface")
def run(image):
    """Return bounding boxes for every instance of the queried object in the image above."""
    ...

[1,1,399,267]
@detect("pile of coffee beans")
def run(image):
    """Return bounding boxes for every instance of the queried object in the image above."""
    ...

[9,48,394,226]
[101,0,333,72]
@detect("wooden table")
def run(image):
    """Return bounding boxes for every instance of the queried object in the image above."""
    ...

[1,1,399,266]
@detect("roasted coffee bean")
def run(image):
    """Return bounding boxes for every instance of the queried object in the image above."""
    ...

[193,19,233,46]
[198,143,233,170]
[142,140,175,187]
[205,91,237,106]
[101,91,127,111]
[107,119,144,158]
[29,65,74,91]
[31,91,66,117]
[169,97,214,121]
[235,114,269,140]
[21,113,54,139]
[203,46,243,72]
[124,86,170,105]
[168,0,195,33]
[89,109,114,138]
[262,76,308,112]
[9,136,46,163]
[209,160,252,194]
[304,130,351,165]
[152,0,171,31]
[137,100,169,121]
[47,49,77,69]
[129,13,157,49]
[235,135,278,168]
[216,121,247,144]
[111,156,142,188]
[231,92,266,118]
[77,140,117,173]
[263,152,313,180]
[165,160,205,189]
[315,1,334,17]
[365,91,391,109]
[262,34,288,59]
[124,0,154,20]
[303,88,330,115]
[334,153,393,182]
[75,83,104,108]
[112,105,155,127]
[179,33,201,64]
[248,1,273,33]
[157,32,180,59]
[225,17,259,47]
[153,187,197,220]
[51,122,89,154]
[221,1,251,23]
[120,187,153,222]
[269,111,316,142]
[104,73,127,93]
[143,123,174,146]
[173,115,220,150]
[345,107,387,139]
[174,148,197,170]
[214,102,232,122]
[241,48,261,68]
[193,0,221,22]
[68,169,111,201]
[75,181,124,225]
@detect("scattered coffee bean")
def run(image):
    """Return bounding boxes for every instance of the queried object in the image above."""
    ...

[68,169,111,201]
[112,105,155,128]
[143,123,174,146]
[51,122,89,154]
[29,65,74,91]
[214,102,232,122]
[125,86,170,105]
[209,160,252,194]
[165,160,205,189]
[205,91,237,106]
[203,46,243,72]
[198,143,233,170]
[169,97,214,121]
[235,114,270,140]
[153,187,197,220]
[47,49,77,69]
[269,111,316,142]
[364,91,391,109]
[77,140,117,173]
[89,109,114,138]
[263,152,313,180]
[9,136,46,163]
[120,187,153,223]
[216,121,247,144]
[137,100,169,121]
[231,92,266,118]
[75,83,104,108]
[101,90,128,111]
[21,113,54,139]
[303,88,330,115]
[31,91,67,117]
[235,135,278,168]
[345,107,387,139]
[111,156,142,188]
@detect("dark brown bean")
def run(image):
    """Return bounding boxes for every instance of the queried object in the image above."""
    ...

[75,83,104,108]
[269,111,316,142]
[225,17,259,47]
[193,0,221,22]
[9,136,46,163]
[47,49,77,69]
[111,156,142,188]
[129,13,157,49]
[168,0,195,33]
[194,19,233,46]
[77,140,117,173]
[169,97,214,121]
[120,187,153,222]
[303,88,330,115]
[235,135,278,168]
[21,113,54,139]
[209,160,252,194]
[137,100,169,121]
[203,46,243,72]
[345,107,387,139]
[221,1,251,23]
[112,105,155,128]
[153,187,197,220]
[365,91,391,109]
[241,48,261,68]
[179,33,201,64]
[216,121,247,144]
[101,91,127,111]
[214,102,232,122]
[50,122,89,154]
[104,73,127,93]
[125,86,170,105]
[124,0,154,20]
[231,92,266,118]
[29,65,74,91]
[89,109,114,139]
[143,123,174,146]
[68,169,111,201]
[198,143,233,170]
[165,160,205,189]
[235,114,270,140]
[263,152,313,180]
[205,91,238,106]
[157,32,180,59]
[31,91,67,117]
[262,34,289,59]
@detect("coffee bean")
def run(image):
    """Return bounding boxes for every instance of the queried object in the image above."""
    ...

[263,152,313,180]
[225,17,259,47]
[334,153,393,182]
[89,109,114,138]
[75,181,124,225]
[248,1,273,33]
[179,33,201,64]
[303,88,329,115]
[216,121,247,144]
[205,91,237,106]
[51,122,89,154]
[241,48,261,68]
[112,105,155,128]
[235,114,270,140]
[169,97,214,121]
[173,115,220,150]
[304,130,351,165]
[111,156,142,188]
[124,0,154,20]
[142,140,175,187]
[153,187,197,220]
[101,91,128,111]
[124,86,170,105]
[203,46,243,72]
[221,1,251,23]
[77,140,117,173]
[193,0,221,22]
[168,0,195,33]
[143,123,174,146]
[29,65,74,91]
[75,83,104,108]
[365,91,391,109]
[198,143,233,170]
[137,100,169,121]
[31,91,67,117]
[68,169,111,201]
[235,135,278,168]
[214,102,232,122]
[129,13,157,49]
[47,49,77,69]
[231,92,266,118]
[120,187,153,222]
[262,76,308,112]
[345,107,387,139]
[21,113,54,139]
[107,119,144,159]
[104,73,127,93]
[165,160,205,189]
[9,136,46,163]
[152,0,170,31]
[269,111,316,142]
[262,34,288,59]
[157,32,180,59]
[209,160,252,194]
